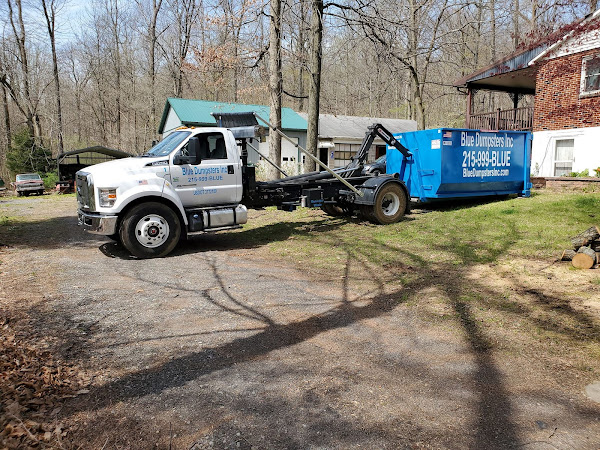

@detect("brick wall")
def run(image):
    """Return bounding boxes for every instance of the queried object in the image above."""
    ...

[533,48,600,132]
[545,177,600,191]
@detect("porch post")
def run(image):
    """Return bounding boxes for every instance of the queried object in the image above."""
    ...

[466,87,473,128]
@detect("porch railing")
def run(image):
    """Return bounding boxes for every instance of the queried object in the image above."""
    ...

[467,106,534,131]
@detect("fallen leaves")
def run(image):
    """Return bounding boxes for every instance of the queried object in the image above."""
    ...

[0,317,89,449]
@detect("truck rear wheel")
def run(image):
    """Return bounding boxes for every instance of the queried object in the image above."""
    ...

[119,202,181,258]
[370,183,406,224]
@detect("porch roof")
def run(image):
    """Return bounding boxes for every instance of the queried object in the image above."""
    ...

[453,11,596,94]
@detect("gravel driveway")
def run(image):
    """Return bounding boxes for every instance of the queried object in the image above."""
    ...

[1,195,600,449]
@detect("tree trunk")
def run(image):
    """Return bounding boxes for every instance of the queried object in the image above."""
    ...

[513,0,520,49]
[1,84,10,152]
[561,249,577,261]
[572,246,596,269]
[42,0,64,154]
[148,0,163,138]
[7,0,38,142]
[571,226,600,249]
[305,0,323,173]
[268,0,283,179]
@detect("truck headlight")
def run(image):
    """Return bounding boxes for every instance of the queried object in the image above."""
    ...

[99,188,117,207]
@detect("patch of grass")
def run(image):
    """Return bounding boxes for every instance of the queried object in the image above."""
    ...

[0,215,18,227]
[240,191,600,274]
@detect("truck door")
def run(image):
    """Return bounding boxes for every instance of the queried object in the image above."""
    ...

[171,131,240,207]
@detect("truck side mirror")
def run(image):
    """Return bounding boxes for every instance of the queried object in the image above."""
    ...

[188,136,200,164]
[173,137,201,165]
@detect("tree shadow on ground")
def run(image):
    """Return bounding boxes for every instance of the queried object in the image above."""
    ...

[22,203,600,448]
[55,230,556,448]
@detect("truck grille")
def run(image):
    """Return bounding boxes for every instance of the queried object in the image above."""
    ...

[76,172,95,211]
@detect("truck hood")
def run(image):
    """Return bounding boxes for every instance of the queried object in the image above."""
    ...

[80,156,169,182]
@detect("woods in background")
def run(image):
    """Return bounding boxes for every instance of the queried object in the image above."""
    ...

[0,0,597,178]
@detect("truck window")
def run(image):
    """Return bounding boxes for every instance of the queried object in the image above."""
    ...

[205,133,227,160]
[178,132,227,162]
[145,131,191,157]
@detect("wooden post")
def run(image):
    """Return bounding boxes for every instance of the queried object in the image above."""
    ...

[496,108,501,130]
[466,88,473,128]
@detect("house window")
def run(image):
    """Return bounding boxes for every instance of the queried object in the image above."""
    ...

[581,54,600,97]
[333,143,360,168]
[554,139,574,176]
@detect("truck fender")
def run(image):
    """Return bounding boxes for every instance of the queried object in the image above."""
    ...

[353,175,410,213]
[115,183,188,226]
[161,182,189,225]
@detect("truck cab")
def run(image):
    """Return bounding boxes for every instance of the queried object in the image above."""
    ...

[77,127,248,258]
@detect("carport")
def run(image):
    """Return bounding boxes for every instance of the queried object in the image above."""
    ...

[56,146,132,192]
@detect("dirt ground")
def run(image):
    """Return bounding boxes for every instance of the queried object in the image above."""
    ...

[1,194,600,449]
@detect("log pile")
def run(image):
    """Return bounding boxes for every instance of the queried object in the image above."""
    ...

[561,226,600,269]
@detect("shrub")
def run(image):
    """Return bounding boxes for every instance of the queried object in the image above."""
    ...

[43,171,59,189]
[6,128,55,177]
[567,169,590,177]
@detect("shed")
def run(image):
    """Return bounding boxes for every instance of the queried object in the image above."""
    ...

[57,146,132,191]
[158,98,308,166]
[299,113,417,167]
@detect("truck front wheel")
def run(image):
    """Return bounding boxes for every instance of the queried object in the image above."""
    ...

[119,202,181,258]
[371,183,407,225]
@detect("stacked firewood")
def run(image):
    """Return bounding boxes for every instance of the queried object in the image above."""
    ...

[561,226,600,269]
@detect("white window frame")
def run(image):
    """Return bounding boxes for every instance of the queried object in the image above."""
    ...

[553,138,575,177]
[580,53,600,98]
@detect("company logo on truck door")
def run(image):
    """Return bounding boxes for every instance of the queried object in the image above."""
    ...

[181,166,228,176]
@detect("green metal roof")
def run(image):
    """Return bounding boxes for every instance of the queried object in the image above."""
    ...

[158,98,307,134]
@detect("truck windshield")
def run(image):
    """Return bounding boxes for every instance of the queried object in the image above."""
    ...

[16,174,41,181]
[144,131,191,157]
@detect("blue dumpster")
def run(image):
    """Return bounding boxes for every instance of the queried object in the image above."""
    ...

[386,128,532,202]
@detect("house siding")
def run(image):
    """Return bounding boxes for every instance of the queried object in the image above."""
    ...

[533,48,600,132]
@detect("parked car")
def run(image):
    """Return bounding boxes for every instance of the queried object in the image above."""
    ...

[362,154,386,176]
[11,173,44,196]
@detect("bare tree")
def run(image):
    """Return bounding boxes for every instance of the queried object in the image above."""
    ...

[136,0,164,135]
[40,0,64,153]
[304,0,323,172]
[163,0,199,97]
[3,0,43,142]
[268,0,283,179]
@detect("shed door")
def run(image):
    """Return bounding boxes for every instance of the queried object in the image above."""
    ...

[554,139,574,176]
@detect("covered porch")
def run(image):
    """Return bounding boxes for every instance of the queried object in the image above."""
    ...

[454,45,548,131]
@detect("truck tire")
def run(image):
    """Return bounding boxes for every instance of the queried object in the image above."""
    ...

[119,202,181,259]
[370,183,406,224]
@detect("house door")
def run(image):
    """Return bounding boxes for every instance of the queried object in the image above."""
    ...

[554,139,574,176]
[319,148,328,166]
[375,145,387,159]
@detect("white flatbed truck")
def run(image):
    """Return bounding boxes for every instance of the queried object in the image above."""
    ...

[77,114,412,258]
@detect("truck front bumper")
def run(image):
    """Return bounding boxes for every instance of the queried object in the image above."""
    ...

[78,210,118,235]
[16,185,44,192]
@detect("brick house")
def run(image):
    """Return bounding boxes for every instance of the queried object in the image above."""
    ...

[454,10,600,177]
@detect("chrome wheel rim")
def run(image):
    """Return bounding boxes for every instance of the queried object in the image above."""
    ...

[135,214,169,248]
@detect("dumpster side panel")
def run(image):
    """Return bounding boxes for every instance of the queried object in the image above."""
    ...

[387,128,531,201]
